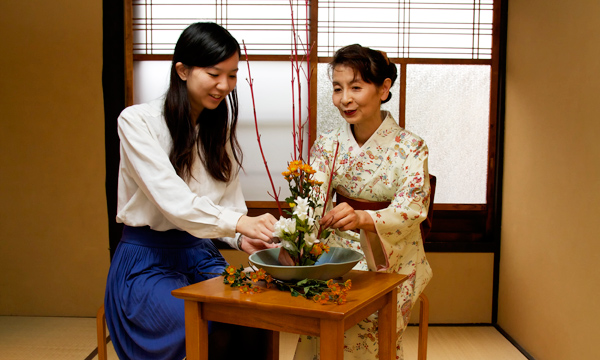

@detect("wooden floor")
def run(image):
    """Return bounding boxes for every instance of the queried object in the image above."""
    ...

[0,316,528,360]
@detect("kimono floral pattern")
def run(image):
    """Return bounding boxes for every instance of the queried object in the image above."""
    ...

[294,112,433,360]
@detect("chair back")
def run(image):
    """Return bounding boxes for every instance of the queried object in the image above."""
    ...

[419,174,437,242]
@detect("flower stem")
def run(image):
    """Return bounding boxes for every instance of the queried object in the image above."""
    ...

[318,141,340,240]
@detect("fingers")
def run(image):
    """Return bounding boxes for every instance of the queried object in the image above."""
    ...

[236,214,278,243]
[278,247,295,266]
[320,203,358,230]
[241,236,278,255]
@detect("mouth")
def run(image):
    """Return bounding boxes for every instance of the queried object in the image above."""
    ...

[209,94,224,101]
[344,109,357,116]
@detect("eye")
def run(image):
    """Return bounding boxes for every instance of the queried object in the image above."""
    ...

[333,87,342,93]
[352,86,361,90]
[208,73,218,77]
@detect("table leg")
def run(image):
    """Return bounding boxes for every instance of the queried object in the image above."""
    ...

[267,330,280,360]
[377,287,398,360]
[184,300,208,360]
[319,319,344,360]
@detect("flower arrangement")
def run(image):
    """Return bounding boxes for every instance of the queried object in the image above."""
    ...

[273,158,338,266]
[242,0,341,267]
[215,1,350,305]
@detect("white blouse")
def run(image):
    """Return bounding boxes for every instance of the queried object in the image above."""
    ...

[115,98,245,249]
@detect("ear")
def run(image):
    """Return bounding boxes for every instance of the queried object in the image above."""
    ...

[380,78,392,101]
[175,62,189,81]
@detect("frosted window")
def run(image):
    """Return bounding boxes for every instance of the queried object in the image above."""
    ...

[133,60,308,202]
[405,64,490,204]
[316,63,401,136]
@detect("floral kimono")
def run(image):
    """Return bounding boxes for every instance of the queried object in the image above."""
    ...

[294,111,433,360]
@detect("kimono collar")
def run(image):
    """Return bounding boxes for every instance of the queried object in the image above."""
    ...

[344,110,400,148]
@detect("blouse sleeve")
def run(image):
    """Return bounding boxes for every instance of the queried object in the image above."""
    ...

[117,107,244,239]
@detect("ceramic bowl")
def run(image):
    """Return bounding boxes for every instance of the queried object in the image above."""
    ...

[248,247,364,281]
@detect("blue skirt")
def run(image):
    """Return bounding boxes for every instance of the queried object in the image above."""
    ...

[104,226,228,360]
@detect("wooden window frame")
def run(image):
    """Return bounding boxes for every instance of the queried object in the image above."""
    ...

[124,0,506,252]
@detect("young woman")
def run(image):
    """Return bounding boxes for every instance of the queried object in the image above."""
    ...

[104,22,277,360]
[291,44,433,360]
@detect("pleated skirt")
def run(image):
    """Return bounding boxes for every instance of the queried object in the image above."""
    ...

[104,225,228,360]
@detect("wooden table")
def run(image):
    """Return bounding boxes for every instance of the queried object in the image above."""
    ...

[171,270,407,360]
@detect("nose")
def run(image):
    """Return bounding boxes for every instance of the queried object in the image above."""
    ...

[216,76,230,92]
[341,89,353,105]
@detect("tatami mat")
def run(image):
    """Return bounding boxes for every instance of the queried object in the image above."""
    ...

[0,316,98,360]
[0,316,527,360]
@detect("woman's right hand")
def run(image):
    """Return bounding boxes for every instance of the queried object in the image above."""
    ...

[235,213,277,242]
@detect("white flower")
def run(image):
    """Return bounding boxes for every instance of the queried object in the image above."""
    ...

[273,217,286,238]
[293,196,310,221]
[304,232,318,247]
[283,217,297,234]
[273,216,296,238]
[307,215,315,228]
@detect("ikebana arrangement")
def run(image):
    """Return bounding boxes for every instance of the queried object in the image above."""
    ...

[221,1,350,304]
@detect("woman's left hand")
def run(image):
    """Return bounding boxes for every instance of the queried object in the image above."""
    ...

[239,235,278,255]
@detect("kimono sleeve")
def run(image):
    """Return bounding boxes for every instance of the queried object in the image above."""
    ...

[366,139,431,245]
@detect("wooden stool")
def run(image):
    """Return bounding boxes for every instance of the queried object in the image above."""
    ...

[417,293,429,360]
[97,305,108,360]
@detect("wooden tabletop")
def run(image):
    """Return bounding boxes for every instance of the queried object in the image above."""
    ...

[172,270,406,322]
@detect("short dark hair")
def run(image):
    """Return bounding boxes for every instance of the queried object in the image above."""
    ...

[329,44,398,104]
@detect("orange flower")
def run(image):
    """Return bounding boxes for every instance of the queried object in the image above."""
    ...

[310,244,323,256]
[240,284,250,293]
[344,279,352,290]
[226,275,236,284]
[335,296,347,305]
[256,268,267,279]
[225,265,236,275]
[318,293,330,304]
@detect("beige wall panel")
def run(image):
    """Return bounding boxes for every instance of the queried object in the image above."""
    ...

[500,0,600,359]
[0,0,109,316]
[409,253,494,324]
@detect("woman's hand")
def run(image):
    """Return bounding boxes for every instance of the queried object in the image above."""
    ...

[319,202,376,233]
[277,247,295,266]
[239,235,278,255]
[235,213,277,242]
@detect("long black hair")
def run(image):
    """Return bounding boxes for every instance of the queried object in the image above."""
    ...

[164,22,242,182]
[329,44,398,104]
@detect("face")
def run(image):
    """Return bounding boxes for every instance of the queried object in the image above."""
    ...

[176,53,239,118]
[331,65,390,129]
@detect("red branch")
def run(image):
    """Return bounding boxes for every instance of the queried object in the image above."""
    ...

[317,141,340,240]
[305,0,312,164]
[242,41,283,217]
